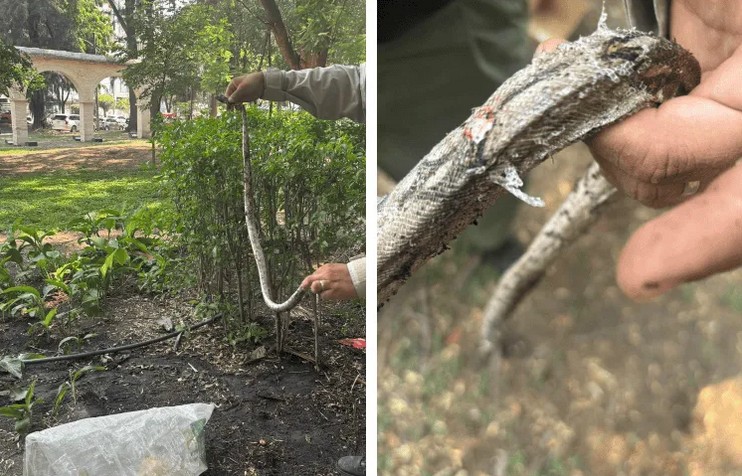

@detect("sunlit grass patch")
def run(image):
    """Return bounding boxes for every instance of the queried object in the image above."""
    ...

[0,168,161,231]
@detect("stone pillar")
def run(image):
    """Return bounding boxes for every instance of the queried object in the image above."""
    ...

[79,101,96,142]
[10,99,28,146]
[137,106,151,139]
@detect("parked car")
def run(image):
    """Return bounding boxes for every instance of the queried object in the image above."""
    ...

[100,117,121,131]
[51,113,81,132]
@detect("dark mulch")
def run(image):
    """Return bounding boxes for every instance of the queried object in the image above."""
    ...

[0,291,366,475]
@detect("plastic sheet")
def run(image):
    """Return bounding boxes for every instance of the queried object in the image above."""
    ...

[24,403,215,476]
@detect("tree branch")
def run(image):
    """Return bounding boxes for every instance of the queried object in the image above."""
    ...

[257,0,300,69]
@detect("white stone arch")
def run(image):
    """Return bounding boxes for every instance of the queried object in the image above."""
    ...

[9,47,149,145]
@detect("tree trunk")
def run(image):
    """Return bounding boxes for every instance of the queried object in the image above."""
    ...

[128,88,137,132]
[209,94,217,117]
[29,89,45,130]
[258,0,300,69]
[299,49,328,68]
[109,0,140,132]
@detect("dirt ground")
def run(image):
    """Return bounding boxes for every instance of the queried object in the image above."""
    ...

[0,141,152,175]
[0,129,137,152]
[377,143,742,475]
[0,144,366,475]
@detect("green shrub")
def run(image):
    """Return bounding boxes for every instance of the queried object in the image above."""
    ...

[156,108,365,327]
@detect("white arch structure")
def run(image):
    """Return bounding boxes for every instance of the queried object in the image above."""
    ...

[9,47,150,145]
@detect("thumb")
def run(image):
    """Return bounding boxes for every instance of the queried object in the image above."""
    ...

[617,164,742,300]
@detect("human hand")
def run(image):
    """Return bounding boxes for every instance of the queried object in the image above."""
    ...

[536,2,742,299]
[301,263,358,301]
[225,72,265,103]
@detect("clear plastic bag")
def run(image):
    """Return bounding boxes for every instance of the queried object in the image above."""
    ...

[24,403,215,476]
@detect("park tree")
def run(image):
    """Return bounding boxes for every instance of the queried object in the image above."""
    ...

[98,92,114,116]
[124,2,233,118]
[45,73,75,114]
[0,38,41,97]
[222,0,364,83]
[254,0,365,69]
[105,0,144,130]
[0,0,77,49]
[0,0,112,127]
[61,0,115,54]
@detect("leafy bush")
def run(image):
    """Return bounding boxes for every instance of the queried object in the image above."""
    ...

[156,108,365,327]
[0,211,168,334]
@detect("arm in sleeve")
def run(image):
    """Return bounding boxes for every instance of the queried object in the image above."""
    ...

[262,64,366,123]
[346,256,366,301]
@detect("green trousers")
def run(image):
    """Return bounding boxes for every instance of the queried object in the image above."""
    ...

[378,0,531,252]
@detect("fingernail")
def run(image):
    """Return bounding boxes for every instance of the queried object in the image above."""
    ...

[633,281,668,301]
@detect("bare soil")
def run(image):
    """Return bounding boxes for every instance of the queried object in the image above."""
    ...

[378,143,742,475]
[0,143,366,475]
[0,142,152,175]
[0,293,366,476]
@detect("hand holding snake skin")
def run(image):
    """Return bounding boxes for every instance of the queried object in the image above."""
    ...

[588,1,742,300]
[377,25,700,305]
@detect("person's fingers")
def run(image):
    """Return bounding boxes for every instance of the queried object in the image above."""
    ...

[301,263,357,300]
[598,161,723,208]
[225,78,238,98]
[226,72,265,104]
[589,95,742,183]
[309,280,325,294]
[598,162,687,208]
[617,164,742,300]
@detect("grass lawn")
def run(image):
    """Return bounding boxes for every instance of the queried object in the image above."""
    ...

[0,167,162,231]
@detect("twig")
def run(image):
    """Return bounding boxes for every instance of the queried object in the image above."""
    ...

[257,393,287,403]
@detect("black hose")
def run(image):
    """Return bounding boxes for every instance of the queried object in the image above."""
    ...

[22,313,223,365]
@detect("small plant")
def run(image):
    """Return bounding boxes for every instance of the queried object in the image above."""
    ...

[229,322,269,346]
[53,365,105,416]
[0,379,42,435]
[0,285,61,334]
[0,236,24,289]
[58,333,97,354]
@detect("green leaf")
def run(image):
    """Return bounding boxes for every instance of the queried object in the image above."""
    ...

[54,382,70,414]
[58,336,81,354]
[3,247,23,264]
[45,279,71,295]
[42,308,58,327]
[90,237,108,249]
[2,286,41,298]
[14,417,30,434]
[113,248,128,265]
[9,388,28,403]
[0,406,24,419]
[101,252,114,278]
[25,380,36,405]
[0,356,23,379]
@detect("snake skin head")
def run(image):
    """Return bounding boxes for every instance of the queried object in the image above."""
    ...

[598,29,701,102]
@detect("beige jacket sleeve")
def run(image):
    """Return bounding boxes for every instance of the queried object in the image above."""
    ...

[346,256,366,301]
[262,64,366,123]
